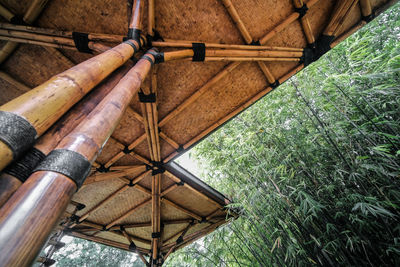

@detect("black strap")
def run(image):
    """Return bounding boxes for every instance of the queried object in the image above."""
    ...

[176,236,184,245]
[152,167,165,176]
[129,242,137,251]
[250,40,261,46]
[294,3,308,19]
[192,43,206,61]
[33,149,91,189]
[4,147,45,182]
[176,145,185,153]
[141,55,155,66]
[152,232,161,238]
[72,32,92,53]
[270,80,280,89]
[127,28,141,43]
[76,203,86,210]
[0,111,37,160]
[176,180,185,186]
[10,15,26,25]
[314,34,335,59]
[138,91,156,103]
[362,14,374,22]
[123,40,139,54]
[146,29,164,47]
[96,164,110,173]
[300,48,314,67]
[147,50,164,64]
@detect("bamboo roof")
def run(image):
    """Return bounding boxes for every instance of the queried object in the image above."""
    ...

[0,0,395,262]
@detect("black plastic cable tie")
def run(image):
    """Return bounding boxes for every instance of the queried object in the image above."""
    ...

[270,80,280,89]
[176,236,184,245]
[192,43,206,62]
[145,164,153,171]
[72,32,92,53]
[146,29,164,47]
[123,40,139,54]
[0,111,37,160]
[176,180,185,186]
[4,147,46,182]
[76,203,86,211]
[176,145,185,153]
[138,91,156,103]
[33,149,91,189]
[129,242,137,251]
[249,40,261,46]
[153,259,158,265]
[147,50,164,64]
[96,164,110,173]
[294,3,308,19]
[152,232,161,238]
[126,28,141,45]
[10,15,26,25]
[102,226,109,231]
[128,179,135,187]
[151,161,164,168]
[200,217,207,223]
[43,258,56,266]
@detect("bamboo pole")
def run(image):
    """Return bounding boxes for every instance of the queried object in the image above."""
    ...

[121,228,149,266]
[82,165,146,185]
[69,231,150,254]
[0,64,132,206]
[0,4,14,22]
[148,0,155,36]
[323,0,359,37]
[293,0,316,44]
[0,0,49,64]
[259,0,321,45]
[161,198,202,221]
[360,0,372,18]
[221,0,252,44]
[163,222,194,260]
[0,52,154,266]
[0,39,141,171]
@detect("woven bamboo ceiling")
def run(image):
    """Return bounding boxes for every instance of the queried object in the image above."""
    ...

[0,0,394,264]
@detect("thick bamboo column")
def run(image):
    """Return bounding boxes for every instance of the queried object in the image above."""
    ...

[0,64,132,206]
[0,51,154,266]
[0,39,140,171]
[0,1,48,64]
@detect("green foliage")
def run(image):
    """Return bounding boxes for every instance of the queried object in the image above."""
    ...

[165,3,400,267]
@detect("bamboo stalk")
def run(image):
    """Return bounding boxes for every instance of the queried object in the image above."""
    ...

[69,231,150,254]
[83,165,146,185]
[0,22,124,43]
[259,0,321,45]
[0,0,49,64]
[152,40,303,51]
[129,0,143,30]
[0,4,14,22]
[121,228,149,266]
[161,198,202,221]
[106,198,151,229]
[110,222,152,230]
[202,56,301,62]
[293,0,315,44]
[221,0,252,44]
[359,0,372,17]
[148,0,155,36]
[0,65,132,206]
[151,173,161,263]
[0,52,154,265]
[324,0,359,36]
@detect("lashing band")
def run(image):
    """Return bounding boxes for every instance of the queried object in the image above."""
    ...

[294,4,308,19]
[33,149,91,189]
[192,43,206,61]
[72,32,92,53]
[138,91,156,103]
[4,147,45,182]
[250,40,261,46]
[129,242,137,251]
[152,232,161,238]
[123,40,139,54]
[147,50,165,64]
[0,111,37,160]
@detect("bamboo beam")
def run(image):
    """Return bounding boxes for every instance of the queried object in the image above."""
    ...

[293,0,316,45]
[324,0,359,37]
[0,4,14,22]
[0,1,48,64]
[121,228,149,266]
[221,0,252,44]
[148,0,155,36]
[105,198,151,230]
[259,0,321,45]
[161,198,202,221]
[0,64,132,207]
[0,52,154,266]
[83,165,146,185]
[69,231,150,254]
[360,0,372,18]
[163,222,194,260]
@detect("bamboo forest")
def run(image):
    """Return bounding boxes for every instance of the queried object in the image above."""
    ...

[45,3,399,267]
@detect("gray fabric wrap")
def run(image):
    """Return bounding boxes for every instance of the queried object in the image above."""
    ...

[33,149,91,189]
[0,111,37,159]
